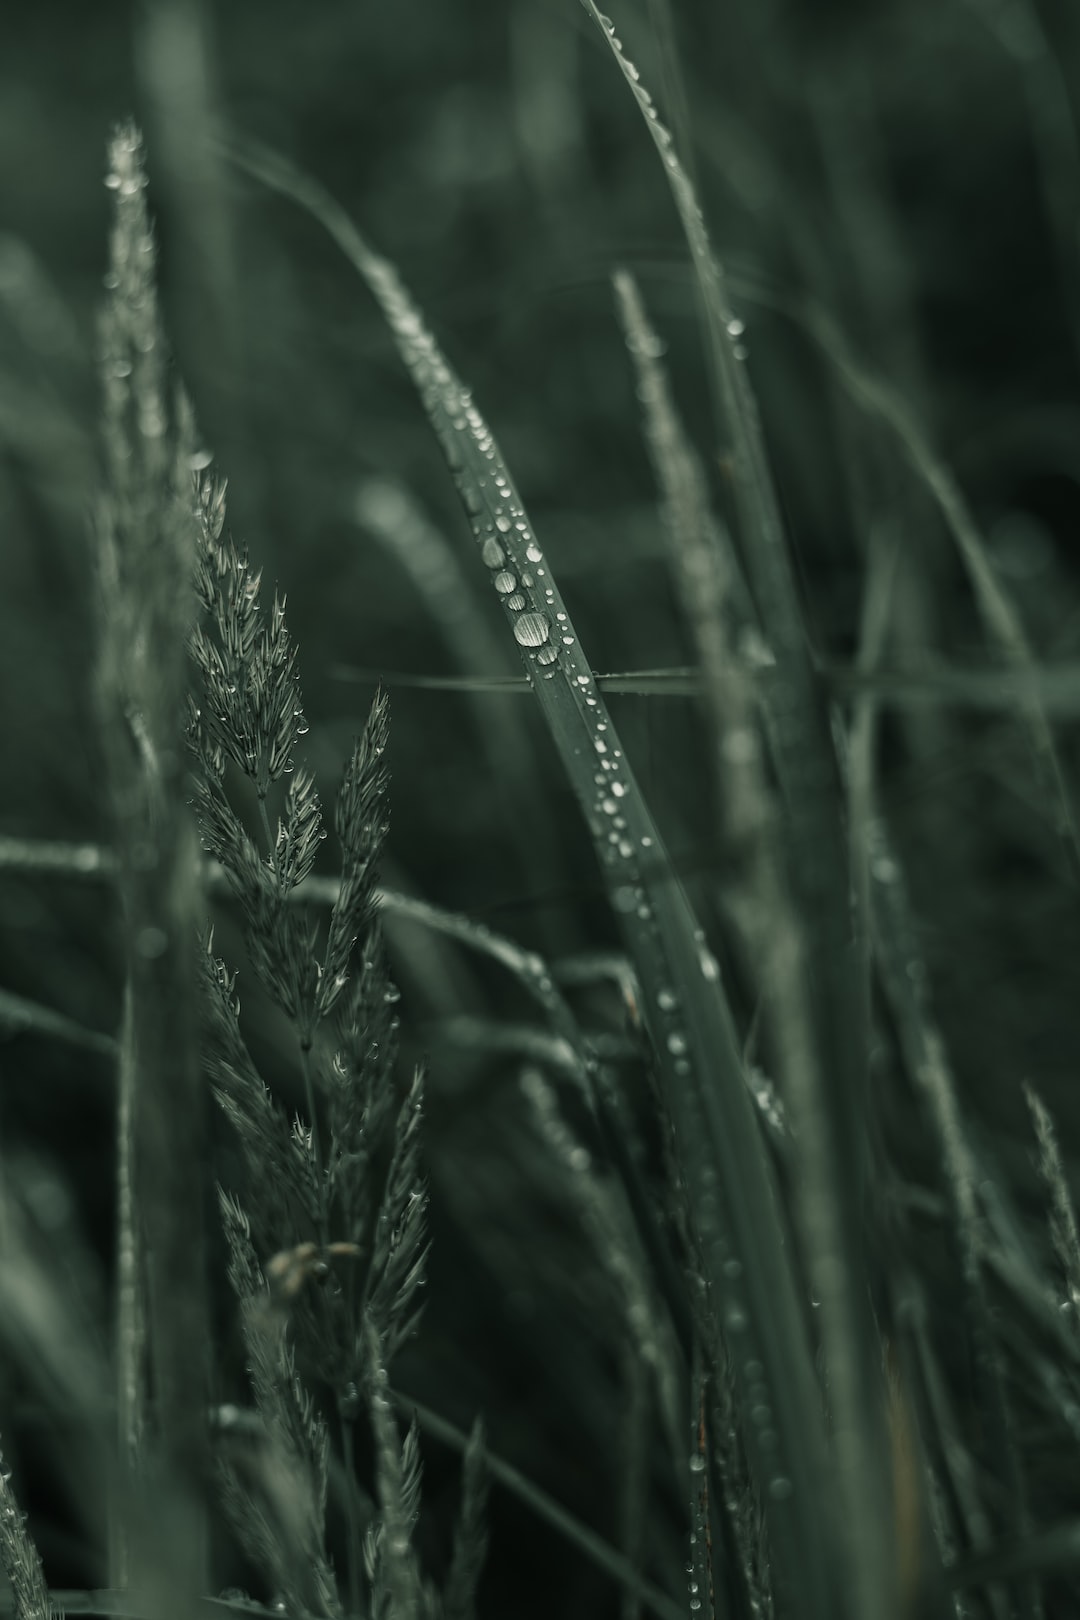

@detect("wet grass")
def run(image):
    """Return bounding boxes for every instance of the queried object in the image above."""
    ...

[4,6,1080,1620]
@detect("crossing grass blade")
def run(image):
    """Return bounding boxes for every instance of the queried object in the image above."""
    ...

[224,131,846,1620]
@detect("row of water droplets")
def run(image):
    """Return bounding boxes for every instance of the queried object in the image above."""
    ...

[363,202,800,1508]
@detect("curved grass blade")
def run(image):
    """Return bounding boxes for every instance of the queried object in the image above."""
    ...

[224,133,843,1620]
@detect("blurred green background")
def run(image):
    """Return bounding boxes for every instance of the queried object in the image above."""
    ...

[5,0,1080,1612]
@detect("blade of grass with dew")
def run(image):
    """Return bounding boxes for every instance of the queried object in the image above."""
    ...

[578,14,892,1614]
[221,135,845,1620]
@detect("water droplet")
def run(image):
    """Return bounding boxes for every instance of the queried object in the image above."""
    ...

[726,317,745,338]
[494,570,517,594]
[506,593,526,610]
[526,542,542,563]
[513,611,551,648]
[725,1303,748,1334]
[768,1476,793,1501]
[872,854,899,883]
[495,514,512,532]
[667,1031,688,1055]
[481,536,505,568]
[657,987,677,1012]
[536,644,559,666]
[688,1453,706,1474]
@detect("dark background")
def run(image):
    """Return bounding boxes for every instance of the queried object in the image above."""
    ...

[4,0,1080,1613]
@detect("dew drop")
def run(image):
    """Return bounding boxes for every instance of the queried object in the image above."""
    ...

[725,1303,748,1334]
[494,570,517,594]
[513,614,553,649]
[688,1453,706,1475]
[481,536,505,568]
[506,593,526,611]
[657,987,677,1012]
[536,644,559,666]
[768,1477,793,1501]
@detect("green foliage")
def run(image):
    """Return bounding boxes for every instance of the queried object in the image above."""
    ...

[9,8,1080,1620]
